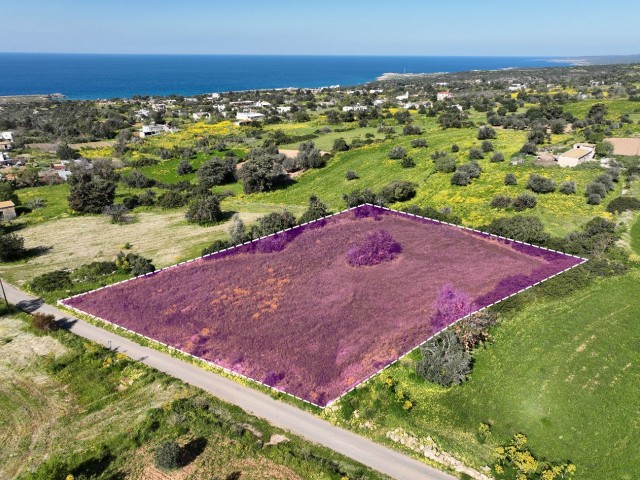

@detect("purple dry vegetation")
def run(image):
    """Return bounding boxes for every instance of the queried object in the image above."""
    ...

[62,205,583,406]
[347,230,402,266]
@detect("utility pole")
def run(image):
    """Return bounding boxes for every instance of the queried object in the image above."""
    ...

[0,279,8,307]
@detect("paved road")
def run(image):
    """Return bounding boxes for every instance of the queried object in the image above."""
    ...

[4,282,454,480]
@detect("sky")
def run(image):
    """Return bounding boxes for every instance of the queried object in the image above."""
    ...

[1,0,639,56]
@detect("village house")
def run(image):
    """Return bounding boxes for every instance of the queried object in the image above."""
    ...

[192,111,211,120]
[0,200,17,221]
[135,108,150,119]
[342,104,369,112]
[556,143,597,168]
[235,110,265,123]
[254,101,271,108]
[277,106,292,113]
[1,132,14,143]
[437,91,454,101]
[151,103,166,112]
[396,92,409,101]
[508,83,527,91]
[140,124,175,138]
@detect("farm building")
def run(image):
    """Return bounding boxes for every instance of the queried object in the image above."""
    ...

[437,91,454,101]
[0,200,17,221]
[556,143,596,168]
[140,124,175,138]
[235,111,265,122]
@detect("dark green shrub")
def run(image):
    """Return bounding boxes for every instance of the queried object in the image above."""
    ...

[30,270,73,292]
[435,156,457,173]
[186,194,223,225]
[490,195,512,209]
[387,146,407,159]
[401,156,416,168]
[606,196,640,213]
[154,440,180,470]
[481,140,494,153]
[177,160,194,175]
[527,173,556,193]
[504,173,518,185]
[298,195,329,224]
[490,152,504,163]
[0,233,26,261]
[451,171,471,186]
[342,188,381,208]
[345,170,358,180]
[157,191,188,209]
[587,193,602,205]
[410,138,427,148]
[416,331,472,386]
[202,239,231,256]
[559,181,577,195]
[512,192,537,211]
[477,125,496,140]
[197,157,237,188]
[379,181,416,203]
[469,148,484,160]
[250,210,297,238]
[484,216,549,244]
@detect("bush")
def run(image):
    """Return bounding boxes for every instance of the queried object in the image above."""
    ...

[559,180,577,195]
[250,210,297,238]
[587,193,602,205]
[403,124,422,135]
[121,170,155,188]
[387,146,407,159]
[202,239,231,256]
[527,173,556,193]
[451,170,471,186]
[477,125,496,140]
[504,173,518,185]
[469,147,484,160]
[490,152,504,163]
[453,311,497,350]
[607,196,640,213]
[512,192,537,211]
[32,312,58,332]
[490,195,512,209]
[115,252,155,276]
[346,230,401,266]
[197,157,237,188]
[458,162,481,178]
[484,216,549,244]
[56,143,78,160]
[30,270,73,293]
[228,214,247,245]
[157,190,188,209]
[520,141,538,155]
[185,194,223,225]
[332,138,349,151]
[585,181,607,199]
[481,140,494,153]
[298,195,329,224]
[154,440,180,470]
[378,181,416,203]
[401,156,416,168]
[435,156,456,173]
[345,170,358,181]
[0,233,26,261]
[177,160,194,175]
[451,144,460,152]
[416,331,472,386]
[342,188,381,208]
[410,138,427,148]
[237,155,284,194]
[296,141,326,169]
[103,204,130,224]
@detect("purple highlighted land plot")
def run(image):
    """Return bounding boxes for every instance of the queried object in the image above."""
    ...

[61,205,584,407]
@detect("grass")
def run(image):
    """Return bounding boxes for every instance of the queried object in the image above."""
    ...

[337,269,640,479]
[631,216,640,255]
[1,311,388,480]
[562,99,640,120]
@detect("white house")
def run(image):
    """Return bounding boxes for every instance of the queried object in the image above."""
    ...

[373,99,386,106]
[342,104,368,112]
[192,111,211,120]
[436,91,454,101]
[277,106,292,113]
[1,132,14,142]
[396,92,409,101]
[140,124,175,138]
[254,101,271,108]
[209,93,221,99]
[236,111,265,122]
[556,143,596,168]
[212,104,226,112]
[135,108,150,119]
[369,89,384,94]
[508,83,527,91]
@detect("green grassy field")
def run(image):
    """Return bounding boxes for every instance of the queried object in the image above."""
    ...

[338,269,640,479]
[562,99,640,120]
[631,216,640,255]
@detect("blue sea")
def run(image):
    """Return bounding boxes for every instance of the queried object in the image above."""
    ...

[0,53,571,100]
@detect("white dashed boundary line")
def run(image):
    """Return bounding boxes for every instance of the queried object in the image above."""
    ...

[59,204,587,409]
